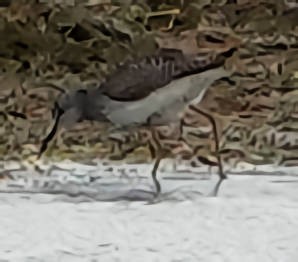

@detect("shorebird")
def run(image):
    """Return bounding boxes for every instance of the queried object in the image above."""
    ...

[38,47,235,196]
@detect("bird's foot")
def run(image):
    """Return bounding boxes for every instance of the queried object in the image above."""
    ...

[208,176,226,197]
[146,192,163,205]
[144,183,162,204]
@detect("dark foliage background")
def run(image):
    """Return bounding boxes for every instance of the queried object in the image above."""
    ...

[1,0,298,169]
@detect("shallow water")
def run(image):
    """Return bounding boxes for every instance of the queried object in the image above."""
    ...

[0,161,298,262]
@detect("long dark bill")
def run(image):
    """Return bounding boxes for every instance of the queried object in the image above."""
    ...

[37,102,64,159]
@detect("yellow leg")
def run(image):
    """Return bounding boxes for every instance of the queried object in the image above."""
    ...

[151,155,163,196]
[149,128,169,196]
[189,105,227,196]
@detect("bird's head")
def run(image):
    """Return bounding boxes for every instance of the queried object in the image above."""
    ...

[52,89,88,121]
[38,89,88,159]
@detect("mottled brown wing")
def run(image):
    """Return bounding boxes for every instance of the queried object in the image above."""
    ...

[100,48,235,102]
[100,54,178,101]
